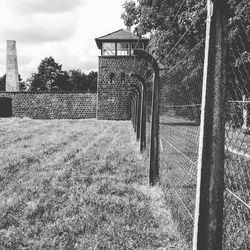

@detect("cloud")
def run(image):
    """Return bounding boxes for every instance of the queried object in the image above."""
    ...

[0,13,78,44]
[0,55,4,62]
[70,59,98,72]
[82,59,98,72]
[18,55,33,66]
[0,48,5,64]
[4,25,75,44]
[0,0,125,80]
[60,52,97,72]
[6,0,84,14]
[0,56,5,77]
[0,45,33,77]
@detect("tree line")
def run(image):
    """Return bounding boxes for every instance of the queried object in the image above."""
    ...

[0,74,26,92]
[121,0,250,127]
[121,0,250,99]
[0,56,97,92]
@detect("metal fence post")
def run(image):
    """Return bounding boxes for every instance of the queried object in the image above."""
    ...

[130,73,147,153]
[134,49,160,186]
[193,0,227,249]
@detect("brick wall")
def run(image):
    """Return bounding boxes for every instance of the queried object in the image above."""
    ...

[97,56,141,120]
[0,92,96,119]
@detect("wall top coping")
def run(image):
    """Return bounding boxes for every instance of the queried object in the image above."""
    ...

[99,56,135,59]
[0,91,97,94]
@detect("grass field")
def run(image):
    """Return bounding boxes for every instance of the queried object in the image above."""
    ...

[0,118,187,249]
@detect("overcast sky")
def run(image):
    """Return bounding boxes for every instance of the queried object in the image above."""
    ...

[0,0,125,80]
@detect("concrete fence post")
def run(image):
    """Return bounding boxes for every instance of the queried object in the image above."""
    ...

[130,84,142,143]
[129,88,139,136]
[130,73,147,153]
[129,92,136,131]
[242,95,250,134]
[134,49,160,186]
[193,0,227,249]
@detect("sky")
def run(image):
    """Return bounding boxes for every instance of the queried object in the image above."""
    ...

[0,0,125,80]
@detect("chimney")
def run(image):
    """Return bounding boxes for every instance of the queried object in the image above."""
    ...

[126,26,132,32]
[6,40,19,91]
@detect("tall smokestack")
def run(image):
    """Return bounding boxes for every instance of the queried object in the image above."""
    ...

[6,40,19,91]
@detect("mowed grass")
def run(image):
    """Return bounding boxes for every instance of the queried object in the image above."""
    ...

[0,118,186,250]
[158,118,250,248]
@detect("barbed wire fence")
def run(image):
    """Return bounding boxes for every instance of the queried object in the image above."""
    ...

[130,56,153,158]
[223,4,250,249]
[145,82,153,157]
[159,42,205,246]
[129,0,249,249]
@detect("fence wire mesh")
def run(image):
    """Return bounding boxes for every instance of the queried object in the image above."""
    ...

[159,42,204,246]
[224,7,250,249]
[129,2,249,248]
[130,57,153,156]
[144,87,152,156]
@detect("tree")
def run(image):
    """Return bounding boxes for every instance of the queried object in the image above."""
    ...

[121,0,139,28]
[28,57,98,92]
[29,56,70,91]
[121,0,206,67]
[226,0,250,131]
[85,71,97,92]
[121,0,249,86]
[68,69,86,91]
[0,75,5,91]
[18,75,27,91]
[0,74,27,91]
[55,71,70,91]
[67,70,97,92]
[122,0,250,131]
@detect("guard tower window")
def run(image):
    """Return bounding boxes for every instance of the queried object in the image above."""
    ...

[102,43,115,56]
[109,72,115,83]
[117,42,129,56]
[131,42,144,55]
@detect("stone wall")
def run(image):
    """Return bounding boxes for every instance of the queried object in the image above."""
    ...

[0,92,96,119]
[97,56,141,120]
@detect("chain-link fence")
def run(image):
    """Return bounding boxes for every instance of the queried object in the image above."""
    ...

[159,42,204,246]
[129,1,249,249]
[224,9,250,249]
[130,58,153,157]
[143,87,151,156]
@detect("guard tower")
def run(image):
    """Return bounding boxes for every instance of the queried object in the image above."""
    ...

[95,29,148,120]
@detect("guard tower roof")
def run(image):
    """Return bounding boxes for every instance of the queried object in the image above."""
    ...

[95,29,149,49]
